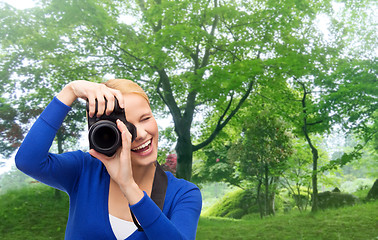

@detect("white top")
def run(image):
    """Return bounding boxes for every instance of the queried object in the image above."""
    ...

[109,214,138,240]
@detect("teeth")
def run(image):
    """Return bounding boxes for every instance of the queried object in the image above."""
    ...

[132,139,151,151]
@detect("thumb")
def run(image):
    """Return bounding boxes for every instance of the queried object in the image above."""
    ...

[89,149,113,163]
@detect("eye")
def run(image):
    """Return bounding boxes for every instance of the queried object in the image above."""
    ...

[141,116,151,121]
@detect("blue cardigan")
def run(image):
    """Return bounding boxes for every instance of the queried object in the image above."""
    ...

[15,97,202,240]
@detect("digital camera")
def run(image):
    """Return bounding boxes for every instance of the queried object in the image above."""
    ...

[86,98,137,156]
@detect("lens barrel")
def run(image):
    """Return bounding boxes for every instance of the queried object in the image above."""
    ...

[88,120,121,156]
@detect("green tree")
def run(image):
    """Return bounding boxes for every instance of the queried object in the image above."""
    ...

[0,98,23,158]
[2,0,374,182]
[280,140,313,212]
[227,108,293,217]
[193,98,295,217]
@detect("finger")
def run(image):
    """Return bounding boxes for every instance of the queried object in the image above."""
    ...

[117,119,132,149]
[109,89,124,109]
[89,149,113,162]
[96,95,106,117]
[104,93,115,116]
[87,95,96,118]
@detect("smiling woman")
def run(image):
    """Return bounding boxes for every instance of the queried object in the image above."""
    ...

[15,79,202,240]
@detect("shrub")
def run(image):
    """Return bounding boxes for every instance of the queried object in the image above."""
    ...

[224,209,245,219]
[202,188,258,219]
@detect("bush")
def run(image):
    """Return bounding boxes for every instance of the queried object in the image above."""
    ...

[224,209,245,219]
[318,191,359,209]
[202,188,258,219]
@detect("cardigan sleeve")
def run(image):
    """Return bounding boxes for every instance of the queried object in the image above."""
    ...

[15,97,83,193]
[130,185,202,240]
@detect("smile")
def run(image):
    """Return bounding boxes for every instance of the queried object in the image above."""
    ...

[131,139,152,153]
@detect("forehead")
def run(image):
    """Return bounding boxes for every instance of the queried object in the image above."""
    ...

[123,93,151,116]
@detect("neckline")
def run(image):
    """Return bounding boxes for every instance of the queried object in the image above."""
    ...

[108,213,137,240]
[104,173,139,240]
[103,163,170,238]
[109,214,134,223]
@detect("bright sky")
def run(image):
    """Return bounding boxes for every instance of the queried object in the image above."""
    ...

[0,0,36,9]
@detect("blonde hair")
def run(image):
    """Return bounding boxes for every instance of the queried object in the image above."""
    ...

[104,79,149,104]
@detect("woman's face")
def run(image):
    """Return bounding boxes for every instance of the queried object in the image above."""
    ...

[123,93,158,167]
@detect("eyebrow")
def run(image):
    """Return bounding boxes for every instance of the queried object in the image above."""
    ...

[140,113,152,119]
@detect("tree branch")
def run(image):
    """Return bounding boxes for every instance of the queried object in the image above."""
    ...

[157,69,182,124]
[116,43,156,70]
[200,0,219,69]
[213,45,242,62]
[296,80,317,152]
[193,79,255,151]
[182,89,198,127]
[137,0,162,33]
[306,120,323,126]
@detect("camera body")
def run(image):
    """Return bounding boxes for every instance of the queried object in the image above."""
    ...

[86,98,137,156]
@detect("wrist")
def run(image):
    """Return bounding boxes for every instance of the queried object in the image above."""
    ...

[119,181,144,205]
[56,82,77,107]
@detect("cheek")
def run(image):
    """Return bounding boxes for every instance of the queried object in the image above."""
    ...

[152,122,158,139]
[150,121,159,143]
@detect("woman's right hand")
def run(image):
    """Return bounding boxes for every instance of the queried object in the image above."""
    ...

[56,80,124,117]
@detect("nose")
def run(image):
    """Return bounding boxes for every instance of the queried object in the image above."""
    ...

[134,124,147,142]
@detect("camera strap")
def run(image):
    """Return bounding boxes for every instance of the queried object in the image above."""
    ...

[130,161,168,232]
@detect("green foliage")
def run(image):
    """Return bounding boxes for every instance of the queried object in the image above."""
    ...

[278,187,312,213]
[352,188,370,201]
[0,98,23,157]
[280,139,313,211]
[200,182,237,212]
[340,140,378,179]
[0,0,358,180]
[340,177,375,194]
[227,108,293,181]
[0,0,376,181]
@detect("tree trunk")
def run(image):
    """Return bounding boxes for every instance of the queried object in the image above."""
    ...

[257,179,263,219]
[264,163,269,216]
[305,183,311,211]
[175,135,193,180]
[297,80,319,213]
[268,176,278,216]
[269,191,276,216]
[310,147,319,212]
[295,184,303,212]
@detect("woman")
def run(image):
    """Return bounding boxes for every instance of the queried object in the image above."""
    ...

[15,79,202,240]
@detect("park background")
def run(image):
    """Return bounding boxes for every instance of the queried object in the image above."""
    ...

[0,0,377,239]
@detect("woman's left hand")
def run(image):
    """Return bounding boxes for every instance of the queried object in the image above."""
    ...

[89,119,144,204]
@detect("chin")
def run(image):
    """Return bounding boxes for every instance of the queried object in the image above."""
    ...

[131,138,158,166]
[131,151,158,167]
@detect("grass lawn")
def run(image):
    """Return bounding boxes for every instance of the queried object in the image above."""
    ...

[1,184,377,239]
[197,201,378,240]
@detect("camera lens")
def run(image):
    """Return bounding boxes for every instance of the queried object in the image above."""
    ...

[89,120,121,156]
[93,125,117,148]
